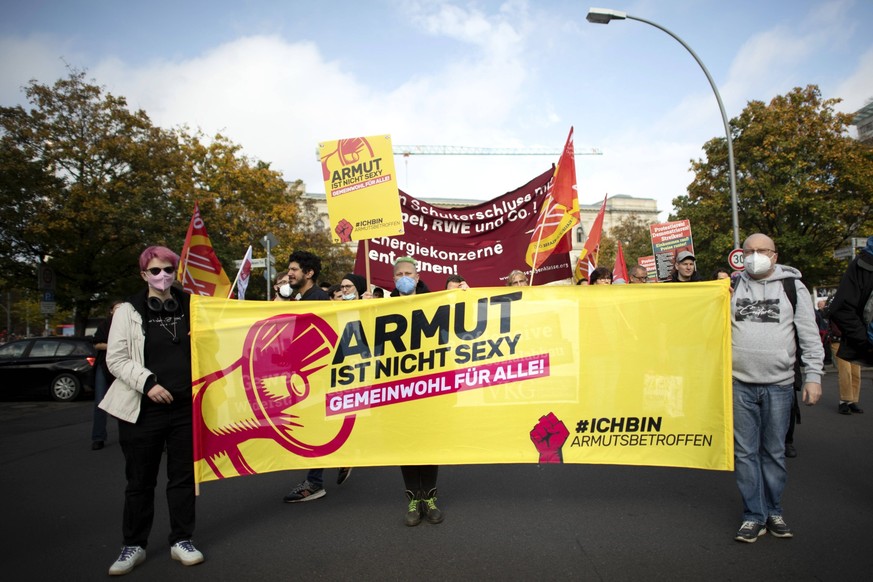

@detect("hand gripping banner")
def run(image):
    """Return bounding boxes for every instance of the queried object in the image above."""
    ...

[190,281,733,485]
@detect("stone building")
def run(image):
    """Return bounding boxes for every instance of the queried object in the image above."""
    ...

[853,100,873,146]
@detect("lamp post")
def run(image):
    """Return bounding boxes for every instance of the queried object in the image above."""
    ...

[586,7,741,250]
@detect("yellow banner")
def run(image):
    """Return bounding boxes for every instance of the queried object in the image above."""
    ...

[191,281,733,484]
[318,134,404,242]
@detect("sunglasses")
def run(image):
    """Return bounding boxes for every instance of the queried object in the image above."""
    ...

[146,266,175,275]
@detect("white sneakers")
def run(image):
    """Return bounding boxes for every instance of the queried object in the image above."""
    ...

[108,540,203,575]
[108,545,145,575]
[170,539,205,566]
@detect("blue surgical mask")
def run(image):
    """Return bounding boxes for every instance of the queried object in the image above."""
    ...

[395,276,416,295]
[342,293,357,301]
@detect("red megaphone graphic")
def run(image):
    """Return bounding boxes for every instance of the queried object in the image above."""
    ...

[193,313,356,478]
[320,137,375,181]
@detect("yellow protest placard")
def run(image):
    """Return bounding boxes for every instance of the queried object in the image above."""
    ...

[318,134,404,242]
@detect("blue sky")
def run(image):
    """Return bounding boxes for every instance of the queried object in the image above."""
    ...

[2,0,871,220]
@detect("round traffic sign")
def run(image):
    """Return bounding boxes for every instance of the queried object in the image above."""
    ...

[38,265,56,290]
[728,248,745,271]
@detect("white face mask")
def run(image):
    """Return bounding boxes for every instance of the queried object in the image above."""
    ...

[342,293,357,301]
[278,283,294,298]
[744,252,773,276]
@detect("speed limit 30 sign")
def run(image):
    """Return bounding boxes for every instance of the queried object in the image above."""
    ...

[728,248,745,271]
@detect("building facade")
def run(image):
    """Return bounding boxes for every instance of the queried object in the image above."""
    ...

[853,100,873,146]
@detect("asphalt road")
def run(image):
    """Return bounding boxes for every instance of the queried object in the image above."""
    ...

[2,366,872,581]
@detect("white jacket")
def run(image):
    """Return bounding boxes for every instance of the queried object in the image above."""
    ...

[98,301,155,423]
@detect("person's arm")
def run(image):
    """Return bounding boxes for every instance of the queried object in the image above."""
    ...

[92,319,110,351]
[106,304,153,393]
[792,281,823,405]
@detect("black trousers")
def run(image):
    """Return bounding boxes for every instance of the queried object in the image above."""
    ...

[401,465,439,492]
[118,401,195,548]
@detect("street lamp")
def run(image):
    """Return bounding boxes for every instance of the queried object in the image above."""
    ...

[586,7,741,250]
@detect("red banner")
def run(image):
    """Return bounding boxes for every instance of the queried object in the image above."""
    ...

[354,169,572,291]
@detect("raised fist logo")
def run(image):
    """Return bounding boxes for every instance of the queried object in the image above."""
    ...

[530,412,569,464]
[335,218,353,242]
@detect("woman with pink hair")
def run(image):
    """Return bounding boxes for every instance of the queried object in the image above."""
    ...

[100,246,204,575]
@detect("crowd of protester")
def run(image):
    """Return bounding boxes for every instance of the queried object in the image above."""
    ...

[86,233,873,574]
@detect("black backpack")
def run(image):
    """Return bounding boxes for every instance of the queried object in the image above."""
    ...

[780,278,803,391]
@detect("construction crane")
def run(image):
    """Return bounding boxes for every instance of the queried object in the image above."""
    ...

[391,144,602,193]
[314,142,602,193]
[392,145,602,157]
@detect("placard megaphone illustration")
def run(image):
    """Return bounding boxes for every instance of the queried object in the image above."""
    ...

[193,313,356,478]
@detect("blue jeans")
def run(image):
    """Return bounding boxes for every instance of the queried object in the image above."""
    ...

[733,380,793,524]
[91,367,109,442]
[306,468,324,488]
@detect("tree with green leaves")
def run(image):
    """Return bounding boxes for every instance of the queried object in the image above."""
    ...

[673,85,873,284]
[174,131,354,297]
[1,71,353,334]
[1,70,192,334]
[599,214,657,272]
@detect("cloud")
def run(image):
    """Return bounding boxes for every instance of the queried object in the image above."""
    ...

[0,4,675,216]
[834,47,873,113]
[403,0,526,53]
[0,34,81,106]
[84,3,540,201]
[3,0,868,226]
[722,0,860,108]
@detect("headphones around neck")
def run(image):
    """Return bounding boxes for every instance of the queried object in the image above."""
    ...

[147,296,179,313]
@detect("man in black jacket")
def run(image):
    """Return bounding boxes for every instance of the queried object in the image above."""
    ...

[829,236,873,368]
[281,250,352,502]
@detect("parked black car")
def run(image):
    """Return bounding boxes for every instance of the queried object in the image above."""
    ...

[0,337,97,402]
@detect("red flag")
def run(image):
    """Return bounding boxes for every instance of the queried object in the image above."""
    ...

[612,240,629,284]
[525,127,579,269]
[177,202,232,297]
[231,245,253,300]
[574,194,607,281]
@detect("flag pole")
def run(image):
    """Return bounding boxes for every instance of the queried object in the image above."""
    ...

[364,240,372,294]
[529,226,545,286]
[228,246,253,300]
[525,127,577,286]
[178,247,193,292]
[528,182,553,287]
[227,266,242,299]
[178,200,198,290]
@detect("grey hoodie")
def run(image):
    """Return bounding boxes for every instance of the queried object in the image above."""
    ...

[731,264,824,386]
